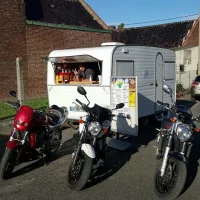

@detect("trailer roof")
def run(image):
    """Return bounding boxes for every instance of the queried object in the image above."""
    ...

[48,46,116,61]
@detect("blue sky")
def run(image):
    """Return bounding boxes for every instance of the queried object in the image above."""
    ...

[86,0,200,27]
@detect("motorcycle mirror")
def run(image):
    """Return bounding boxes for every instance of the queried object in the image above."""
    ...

[116,103,125,109]
[10,90,17,98]
[77,86,87,96]
[163,84,173,97]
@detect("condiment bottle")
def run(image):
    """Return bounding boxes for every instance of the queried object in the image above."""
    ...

[89,75,92,82]
[55,68,59,84]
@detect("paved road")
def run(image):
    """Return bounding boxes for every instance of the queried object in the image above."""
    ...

[0,99,200,200]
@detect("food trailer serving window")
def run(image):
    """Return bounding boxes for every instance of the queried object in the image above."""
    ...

[45,55,102,85]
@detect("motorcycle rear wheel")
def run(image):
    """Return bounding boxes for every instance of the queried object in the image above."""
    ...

[0,148,17,180]
[154,157,187,200]
[67,150,93,191]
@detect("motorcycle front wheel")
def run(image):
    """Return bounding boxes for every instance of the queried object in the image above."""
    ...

[67,150,93,191]
[154,157,187,200]
[0,148,17,180]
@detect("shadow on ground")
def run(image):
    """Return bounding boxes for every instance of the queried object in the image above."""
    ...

[86,145,138,189]
[181,133,200,194]
[0,128,76,178]
[0,135,9,160]
[176,99,196,109]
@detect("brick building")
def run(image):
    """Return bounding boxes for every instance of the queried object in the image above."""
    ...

[0,0,112,100]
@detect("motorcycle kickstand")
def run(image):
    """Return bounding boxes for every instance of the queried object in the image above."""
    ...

[38,149,47,165]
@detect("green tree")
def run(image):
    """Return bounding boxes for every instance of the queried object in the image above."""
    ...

[117,23,124,29]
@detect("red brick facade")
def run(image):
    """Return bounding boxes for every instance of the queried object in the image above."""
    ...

[0,0,27,99]
[0,1,111,100]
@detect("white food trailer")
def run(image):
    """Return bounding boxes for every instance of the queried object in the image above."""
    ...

[46,42,176,137]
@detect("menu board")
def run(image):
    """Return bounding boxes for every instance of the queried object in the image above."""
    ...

[110,76,138,136]
[111,77,136,114]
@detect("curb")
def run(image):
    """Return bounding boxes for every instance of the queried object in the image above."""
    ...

[0,118,13,128]
[0,118,13,136]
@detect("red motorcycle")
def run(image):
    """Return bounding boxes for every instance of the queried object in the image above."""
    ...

[0,91,68,180]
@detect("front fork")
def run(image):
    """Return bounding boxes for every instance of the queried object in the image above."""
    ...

[160,123,175,177]
[72,126,86,166]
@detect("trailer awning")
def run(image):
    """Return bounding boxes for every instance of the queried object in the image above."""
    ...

[43,55,101,63]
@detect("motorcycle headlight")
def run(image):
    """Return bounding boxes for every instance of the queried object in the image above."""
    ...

[69,105,84,112]
[88,122,101,136]
[177,124,192,142]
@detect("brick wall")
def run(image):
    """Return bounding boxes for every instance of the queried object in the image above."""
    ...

[0,1,112,100]
[0,0,27,100]
[26,25,111,98]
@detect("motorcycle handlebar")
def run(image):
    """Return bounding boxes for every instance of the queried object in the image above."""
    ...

[7,101,14,106]
[76,99,89,112]
[157,101,170,108]
[7,101,20,109]
[75,99,83,106]
[157,100,165,106]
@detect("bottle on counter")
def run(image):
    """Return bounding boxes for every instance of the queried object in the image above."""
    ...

[63,69,67,83]
[58,68,64,83]
[55,68,59,84]
[89,75,92,82]
[68,68,73,81]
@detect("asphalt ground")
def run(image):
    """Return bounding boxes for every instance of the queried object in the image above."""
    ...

[0,98,200,200]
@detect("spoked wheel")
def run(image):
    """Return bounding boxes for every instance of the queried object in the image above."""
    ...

[45,129,62,155]
[0,148,18,180]
[67,150,93,191]
[154,157,187,200]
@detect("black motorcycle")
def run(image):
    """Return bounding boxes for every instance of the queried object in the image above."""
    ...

[154,84,200,200]
[67,86,124,191]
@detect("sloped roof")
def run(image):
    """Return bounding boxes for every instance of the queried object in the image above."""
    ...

[25,0,107,30]
[182,18,199,48]
[112,20,195,48]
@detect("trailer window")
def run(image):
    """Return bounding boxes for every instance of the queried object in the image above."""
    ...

[45,55,102,85]
[116,60,134,76]
[53,62,102,84]
[164,63,175,80]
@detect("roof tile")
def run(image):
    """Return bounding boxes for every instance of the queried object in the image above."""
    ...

[25,0,104,29]
[112,20,195,48]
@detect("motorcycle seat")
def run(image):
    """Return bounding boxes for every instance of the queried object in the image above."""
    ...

[48,105,68,131]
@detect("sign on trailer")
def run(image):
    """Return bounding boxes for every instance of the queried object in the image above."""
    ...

[110,76,138,137]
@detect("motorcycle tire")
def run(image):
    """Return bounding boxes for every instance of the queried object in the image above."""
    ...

[67,150,93,191]
[0,148,17,180]
[154,157,187,200]
[44,129,62,156]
